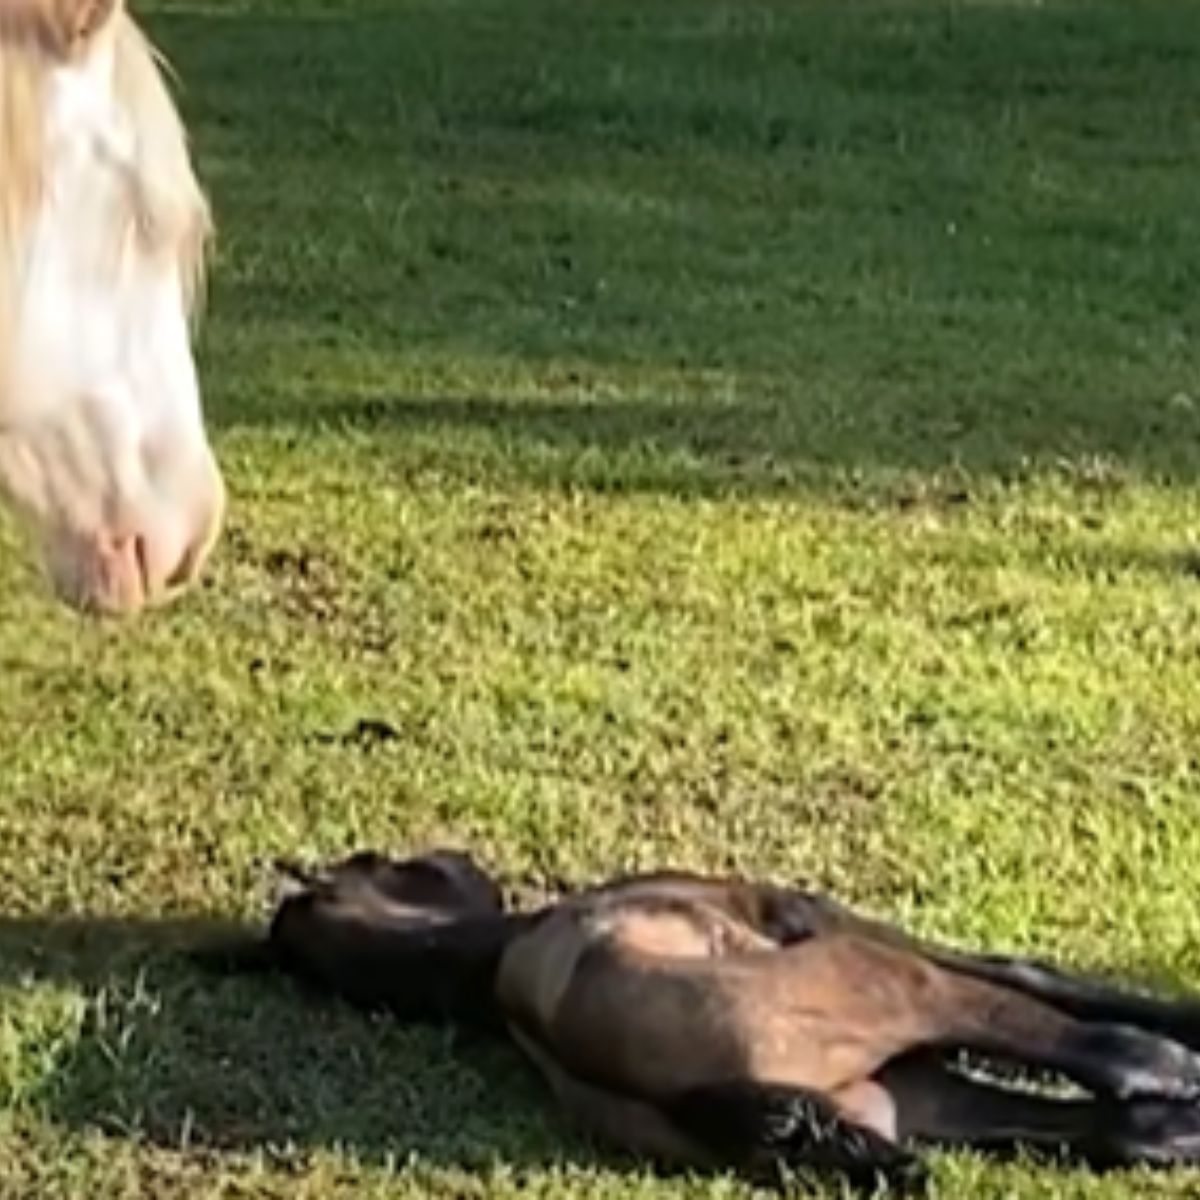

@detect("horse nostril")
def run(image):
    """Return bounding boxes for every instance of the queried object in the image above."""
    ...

[46,530,148,616]
[139,460,224,599]
[105,533,148,613]
[165,506,222,590]
[169,466,225,590]
[133,533,150,595]
[40,451,224,614]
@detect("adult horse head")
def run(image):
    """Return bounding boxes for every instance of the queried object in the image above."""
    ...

[0,0,223,615]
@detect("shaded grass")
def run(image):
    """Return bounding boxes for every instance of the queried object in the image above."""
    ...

[3,0,1200,1196]
[187,0,1199,486]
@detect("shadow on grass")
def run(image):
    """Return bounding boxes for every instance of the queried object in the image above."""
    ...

[0,916,580,1171]
[218,386,1200,499]
[209,384,1200,505]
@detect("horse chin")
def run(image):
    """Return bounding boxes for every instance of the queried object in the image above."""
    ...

[39,478,224,617]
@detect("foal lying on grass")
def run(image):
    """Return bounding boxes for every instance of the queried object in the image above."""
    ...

[197,850,1200,1191]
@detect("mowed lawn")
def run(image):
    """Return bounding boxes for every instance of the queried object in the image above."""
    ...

[3,0,1200,1195]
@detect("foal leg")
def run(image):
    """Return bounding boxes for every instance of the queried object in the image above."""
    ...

[865,1051,1200,1169]
[511,1022,926,1193]
[663,1080,928,1193]
[919,965,1200,1103]
[769,888,1200,1051]
[923,952,1200,1051]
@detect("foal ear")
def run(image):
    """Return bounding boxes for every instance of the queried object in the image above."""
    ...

[271,858,335,900]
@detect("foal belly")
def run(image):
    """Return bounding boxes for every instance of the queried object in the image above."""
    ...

[559,936,944,1099]
[732,936,946,1092]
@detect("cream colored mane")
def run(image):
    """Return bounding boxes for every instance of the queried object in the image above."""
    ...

[0,5,211,379]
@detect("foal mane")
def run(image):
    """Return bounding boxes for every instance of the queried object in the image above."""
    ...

[0,5,211,378]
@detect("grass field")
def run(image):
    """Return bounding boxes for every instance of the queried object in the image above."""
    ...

[3,0,1200,1194]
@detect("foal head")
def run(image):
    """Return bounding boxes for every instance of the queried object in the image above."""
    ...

[258,849,516,1025]
[0,0,223,614]
[273,848,507,924]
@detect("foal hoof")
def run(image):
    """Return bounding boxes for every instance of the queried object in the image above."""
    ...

[1083,1025,1200,1101]
[872,1152,930,1196]
[1105,1100,1200,1167]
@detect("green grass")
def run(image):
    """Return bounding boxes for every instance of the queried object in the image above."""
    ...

[3,0,1200,1194]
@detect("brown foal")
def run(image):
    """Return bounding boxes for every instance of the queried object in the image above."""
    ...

[197,851,1200,1191]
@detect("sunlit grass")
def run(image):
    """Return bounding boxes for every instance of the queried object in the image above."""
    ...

[2,0,1199,1195]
